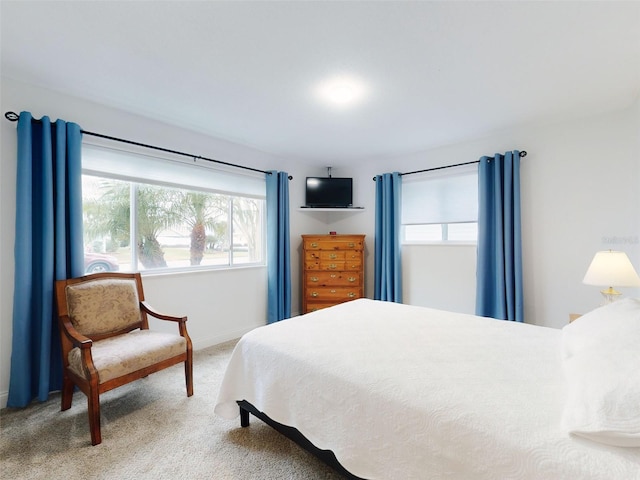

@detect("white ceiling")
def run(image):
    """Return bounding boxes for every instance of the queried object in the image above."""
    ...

[2,1,639,165]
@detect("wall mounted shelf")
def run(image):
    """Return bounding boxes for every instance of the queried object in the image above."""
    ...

[298,207,365,212]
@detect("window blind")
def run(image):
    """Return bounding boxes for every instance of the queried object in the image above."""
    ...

[401,166,478,225]
[82,144,265,198]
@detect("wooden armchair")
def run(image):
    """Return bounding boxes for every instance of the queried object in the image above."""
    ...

[55,272,193,445]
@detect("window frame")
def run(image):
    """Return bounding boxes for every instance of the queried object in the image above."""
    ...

[400,164,479,246]
[81,143,267,275]
[401,222,478,246]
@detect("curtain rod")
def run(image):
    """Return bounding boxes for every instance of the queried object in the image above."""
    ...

[372,150,527,181]
[4,111,293,179]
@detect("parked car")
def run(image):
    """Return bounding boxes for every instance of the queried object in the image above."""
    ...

[84,252,119,274]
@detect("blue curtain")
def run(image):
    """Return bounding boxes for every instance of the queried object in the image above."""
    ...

[475,151,523,322]
[8,112,84,407]
[266,171,291,323]
[374,172,402,302]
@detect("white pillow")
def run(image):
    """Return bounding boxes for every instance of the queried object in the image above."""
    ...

[562,297,640,359]
[561,298,640,447]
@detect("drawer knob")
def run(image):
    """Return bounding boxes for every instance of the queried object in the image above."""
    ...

[311,292,319,297]
[348,242,355,248]
[330,289,336,293]
[310,276,318,282]
[348,292,356,298]
[330,274,337,278]
[329,253,337,259]
[311,242,318,248]
[329,264,337,269]
[348,277,356,282]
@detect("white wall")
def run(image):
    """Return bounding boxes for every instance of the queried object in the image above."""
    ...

[2,76,639,407]
[402,245,477,314]
[0,78,283,407]
[341,99,640,327]
[280,99,640,323]
[288,164,377,312]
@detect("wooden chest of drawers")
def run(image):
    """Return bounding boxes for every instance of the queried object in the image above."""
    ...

[302,234,365,313]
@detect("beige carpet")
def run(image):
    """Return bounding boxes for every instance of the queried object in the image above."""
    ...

[0,340,346,479]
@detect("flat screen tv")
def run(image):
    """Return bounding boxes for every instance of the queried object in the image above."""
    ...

[305,177,353,208]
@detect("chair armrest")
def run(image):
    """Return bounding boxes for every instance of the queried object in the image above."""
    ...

[140,301,191,341]
[140,301,187,323]
[59,315,98,380]
[59,315,93,349]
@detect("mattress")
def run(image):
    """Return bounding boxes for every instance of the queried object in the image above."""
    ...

[215,299,640,479]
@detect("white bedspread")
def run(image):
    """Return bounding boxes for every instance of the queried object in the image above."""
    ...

[215,299,640,480]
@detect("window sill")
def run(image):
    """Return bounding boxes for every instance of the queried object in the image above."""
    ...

[298,207,365,212]
[139,263,266,278]
[402,242,477,247]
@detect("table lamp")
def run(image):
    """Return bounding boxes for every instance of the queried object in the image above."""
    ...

[583,250,640,304]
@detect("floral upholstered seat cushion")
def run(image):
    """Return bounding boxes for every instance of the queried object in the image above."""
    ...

[67,330,187,384]
[65,278,141,336]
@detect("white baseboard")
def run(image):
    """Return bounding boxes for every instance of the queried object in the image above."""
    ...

[191,325,257,351]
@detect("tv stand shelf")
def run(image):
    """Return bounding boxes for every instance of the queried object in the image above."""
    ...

[298,207,365,212]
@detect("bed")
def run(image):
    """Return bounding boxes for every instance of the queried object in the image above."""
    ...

[214,298,640,479]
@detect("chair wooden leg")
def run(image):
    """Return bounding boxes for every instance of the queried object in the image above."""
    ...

[87,387,102,446]
[61,375,74,411]
[185,354,193,397]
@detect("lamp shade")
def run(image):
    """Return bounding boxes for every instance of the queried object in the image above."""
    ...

[583,250,640,287]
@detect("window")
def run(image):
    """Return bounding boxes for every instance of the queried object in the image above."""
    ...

[403,223,478,243]
[401,165,478,244]
[81,145,266,274]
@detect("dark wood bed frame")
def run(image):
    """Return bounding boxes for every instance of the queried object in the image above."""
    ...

[238,400,366,479]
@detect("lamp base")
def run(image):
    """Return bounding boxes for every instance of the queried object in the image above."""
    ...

[600,287,622,305]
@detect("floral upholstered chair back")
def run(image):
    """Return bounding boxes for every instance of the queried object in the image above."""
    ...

[65,278,142,337]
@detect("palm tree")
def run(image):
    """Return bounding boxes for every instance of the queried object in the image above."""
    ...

[232,197,262,261]
[135,185,183,268]
[83,179,181,268]
[83,177,263,269]
[177,191,229,265]
[83,178,130,250]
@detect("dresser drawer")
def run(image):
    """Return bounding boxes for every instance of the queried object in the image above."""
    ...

[306,287,361,301]
[305,260,343,271]
[306,272,361,287]
[306,260,362,271]
[305,302,335,313]
[304,239,364,251]
[305,251,362,267]
[306,251,346,262]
